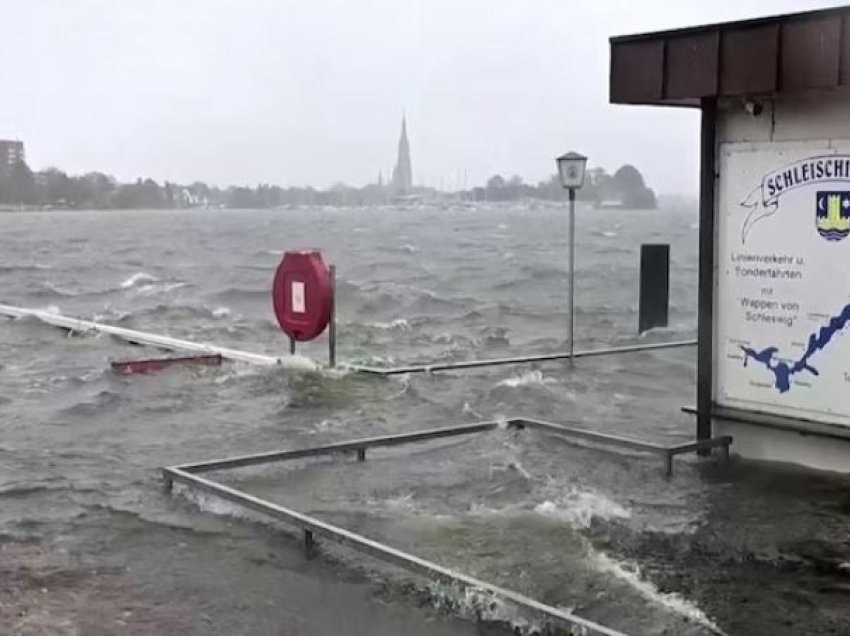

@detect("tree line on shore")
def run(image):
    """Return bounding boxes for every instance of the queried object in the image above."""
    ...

[0,160,656,209]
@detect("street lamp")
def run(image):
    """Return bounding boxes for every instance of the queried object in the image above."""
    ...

[556,151,588,368]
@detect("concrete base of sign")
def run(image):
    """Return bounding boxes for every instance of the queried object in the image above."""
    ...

[714,419,850,474]
[684,405,850,474]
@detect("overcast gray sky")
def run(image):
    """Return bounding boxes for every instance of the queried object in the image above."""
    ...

[2,0,844,194]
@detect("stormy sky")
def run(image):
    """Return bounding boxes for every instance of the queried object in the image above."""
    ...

[2,0,842,194]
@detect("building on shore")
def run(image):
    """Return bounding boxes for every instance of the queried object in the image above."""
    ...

[0,140,25,176]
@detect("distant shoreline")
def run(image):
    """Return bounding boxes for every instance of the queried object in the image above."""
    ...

[0,196,691,214]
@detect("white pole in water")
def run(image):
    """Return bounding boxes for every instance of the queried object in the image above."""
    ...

[556,152,588,369]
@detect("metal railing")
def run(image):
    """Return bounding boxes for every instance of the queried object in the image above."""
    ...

[1,303,695,375]
[163,418,731,636]
[345,340,697,376]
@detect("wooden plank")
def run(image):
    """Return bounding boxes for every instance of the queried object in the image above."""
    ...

[610,39,665,104]
[111,354,223,375]
[781,16,841,90]
[720,24,779,96]
[665,32,719,101]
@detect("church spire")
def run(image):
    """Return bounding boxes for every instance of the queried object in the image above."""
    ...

[391,114,412,195]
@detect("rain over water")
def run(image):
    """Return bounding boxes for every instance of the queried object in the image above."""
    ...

[2,204,850,635]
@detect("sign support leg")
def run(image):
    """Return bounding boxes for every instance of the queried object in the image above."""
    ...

[697,98,717,452]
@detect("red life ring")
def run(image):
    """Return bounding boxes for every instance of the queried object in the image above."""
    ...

[271,250,333,342]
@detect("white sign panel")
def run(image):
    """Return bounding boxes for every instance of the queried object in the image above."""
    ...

[716,141,850,425]
[291,281,306,314]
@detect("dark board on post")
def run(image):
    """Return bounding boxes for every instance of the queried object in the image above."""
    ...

[639,244,670,334]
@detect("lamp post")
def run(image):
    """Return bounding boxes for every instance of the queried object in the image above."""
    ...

[556,151,588,368]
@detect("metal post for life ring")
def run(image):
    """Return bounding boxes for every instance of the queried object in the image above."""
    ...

[328,264,337,368]
[567,187,576,369]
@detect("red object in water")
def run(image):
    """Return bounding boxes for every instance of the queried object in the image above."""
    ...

[111,354,223,375]
[272,250,332,342]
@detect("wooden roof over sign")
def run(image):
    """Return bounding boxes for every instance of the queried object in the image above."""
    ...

[609,6,850,107]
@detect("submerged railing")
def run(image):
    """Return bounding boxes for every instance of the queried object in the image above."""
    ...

[163,418,731,636]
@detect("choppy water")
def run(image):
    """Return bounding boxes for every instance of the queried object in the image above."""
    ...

[2,204,849,635]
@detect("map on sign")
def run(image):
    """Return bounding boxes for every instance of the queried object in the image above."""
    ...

[715,142,850,425]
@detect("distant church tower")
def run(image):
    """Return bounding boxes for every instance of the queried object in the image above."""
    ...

[391,116,413,195]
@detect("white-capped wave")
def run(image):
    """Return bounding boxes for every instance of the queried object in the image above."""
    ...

[92,309,130,322]
[593,552,725,634]
[132,281,187,297]
[638,323,695,338]
[212,306,231,318]
[120,272,158,288]
[497,370,556,388]
[178,485,268,524]
[534,488,631,529]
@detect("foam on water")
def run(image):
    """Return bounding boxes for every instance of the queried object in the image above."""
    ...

[429,581,541,635]
[274,354,321,371]
[367,493,418,512]
[92,308,131,323]
[461,401,484,419]
[133,281,187,296]
[368,318,410,331]
[534,488,631,530]
[497,370,556,388]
